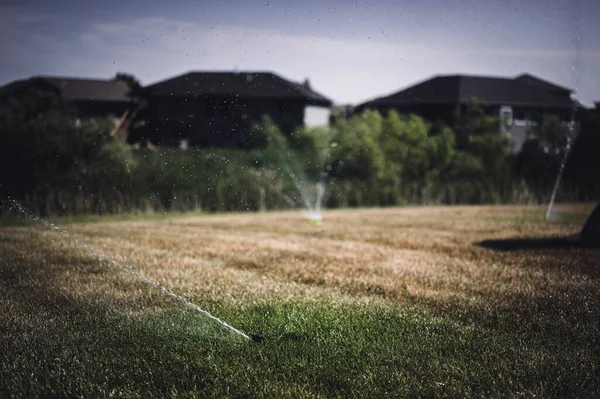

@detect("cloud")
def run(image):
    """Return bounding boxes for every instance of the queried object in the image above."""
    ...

[72,17,599,104]
[1,9,598,105]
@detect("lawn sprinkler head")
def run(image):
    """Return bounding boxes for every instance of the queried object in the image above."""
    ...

[308,213,323,225]
[251,333,264,343]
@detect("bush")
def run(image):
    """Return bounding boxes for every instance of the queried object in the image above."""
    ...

[6,92,595,217]
[0,90,136,215]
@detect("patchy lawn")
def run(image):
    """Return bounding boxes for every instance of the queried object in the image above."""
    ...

[1,205,599,397]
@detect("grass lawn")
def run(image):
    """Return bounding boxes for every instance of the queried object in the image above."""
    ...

[1,204,599,397]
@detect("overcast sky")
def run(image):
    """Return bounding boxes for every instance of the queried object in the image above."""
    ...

[1,0,599,105]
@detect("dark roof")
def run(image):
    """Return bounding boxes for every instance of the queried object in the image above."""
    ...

[0,76,132,103]
[359,73,574,110]
[514,74,572,94]
[144,71,332,106]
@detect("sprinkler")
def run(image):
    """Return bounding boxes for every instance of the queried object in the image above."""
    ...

[251,333,264,343]
[308,213,323,225]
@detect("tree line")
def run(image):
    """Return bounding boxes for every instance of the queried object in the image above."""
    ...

[1,89,599,216]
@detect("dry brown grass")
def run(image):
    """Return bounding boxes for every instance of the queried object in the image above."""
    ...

[3,204,597,327]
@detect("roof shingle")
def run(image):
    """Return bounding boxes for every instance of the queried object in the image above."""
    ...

[145,71,332,106]
[0,76,132,103]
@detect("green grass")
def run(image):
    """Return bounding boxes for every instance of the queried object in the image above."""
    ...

[1,205,599,397]
[3,298,597,397]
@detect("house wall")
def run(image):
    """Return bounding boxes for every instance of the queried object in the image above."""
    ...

[494,105,574,152]
[0,83,131,123]
[304,106,330,127]
[143,95,308,147]
[507,124,529,152]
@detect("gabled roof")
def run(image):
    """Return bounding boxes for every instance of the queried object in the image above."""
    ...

[359,73,574,110]
[144,71,332,106]
[0,76,132,103]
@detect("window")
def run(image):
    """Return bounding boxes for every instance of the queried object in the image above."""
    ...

[499,106,513,133]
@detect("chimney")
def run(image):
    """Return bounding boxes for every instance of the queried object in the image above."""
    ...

[303,78,311,89]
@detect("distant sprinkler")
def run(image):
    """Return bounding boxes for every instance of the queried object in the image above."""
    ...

[309,213,323,225]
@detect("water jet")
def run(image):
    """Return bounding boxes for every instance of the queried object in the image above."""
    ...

[6,197,252,341]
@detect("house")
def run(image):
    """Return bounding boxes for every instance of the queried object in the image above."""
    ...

[355,73,577,151]
[0,76,133,124]
[137,71,332,148]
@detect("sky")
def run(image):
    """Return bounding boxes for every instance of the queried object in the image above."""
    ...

[1,0,599,106]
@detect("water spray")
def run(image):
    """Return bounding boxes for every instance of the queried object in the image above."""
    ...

[272,161,328,224]
[545,130,574,221]
[310,172,327,225]
[545,0,582,221]
[5,197,254,342]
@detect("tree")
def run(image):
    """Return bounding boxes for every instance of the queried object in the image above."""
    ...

[0,89,75,199]
[329,110,386,182]
[0,89,135,214]
[515,115,571,201]
[288,125,332,178]
[112,72,147,140]
[378,111,455,202]
[449,98,514,202]
[250,115,288,150]
[113,73,144,98]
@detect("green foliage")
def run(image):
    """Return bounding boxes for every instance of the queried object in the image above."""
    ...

[429,125,456,175]
[454,98,500,149]
[328,109,461,205]
[327,103,509,205]
[329,110,386,182]
[288,125,332,177]
[382,111,455,186]
[0,96,320,215]
[0,90,135,214]
[514,105,600,203]
[131,148,268,212]
[515,115,571,201]
[8,90,598,216]
[448,99,514,203]
[250,115,287,150]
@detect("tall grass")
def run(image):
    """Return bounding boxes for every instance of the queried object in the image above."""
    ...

[3,144,582,218]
